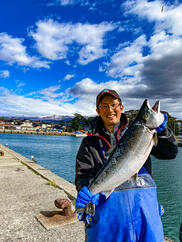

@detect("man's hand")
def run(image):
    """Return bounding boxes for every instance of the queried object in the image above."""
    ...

[76,186,100,222]
[76,186,100,208]
[156,113,168,133]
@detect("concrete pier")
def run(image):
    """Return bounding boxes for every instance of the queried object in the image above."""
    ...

[0,144,174,241]
[0,144,84,241]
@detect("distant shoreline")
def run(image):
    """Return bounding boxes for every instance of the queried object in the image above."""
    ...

[1,129,182,146]
[0,129,74,136]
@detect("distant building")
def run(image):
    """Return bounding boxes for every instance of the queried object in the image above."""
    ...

[19,120,36,131]
[0,121,15,130]
[41,124,52,130]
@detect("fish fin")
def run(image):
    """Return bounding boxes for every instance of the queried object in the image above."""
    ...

[75,203,95,217]
[153,132,158,146]
[101,190,114,199]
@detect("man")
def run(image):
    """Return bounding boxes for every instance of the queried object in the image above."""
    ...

[75,89,178,242]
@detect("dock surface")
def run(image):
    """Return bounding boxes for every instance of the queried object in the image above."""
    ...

[0,144,84,241]
[0,144,174,242]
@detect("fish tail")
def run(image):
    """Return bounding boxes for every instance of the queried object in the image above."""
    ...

[85,202,95,216]
[74,207,85,214]
[75,202,95,216]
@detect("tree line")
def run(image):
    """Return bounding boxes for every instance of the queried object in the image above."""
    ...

[62,111,182,135]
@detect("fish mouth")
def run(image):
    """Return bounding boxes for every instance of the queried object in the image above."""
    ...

[136,99,161,122]
[152,100,160,113]
[145,99,160,113]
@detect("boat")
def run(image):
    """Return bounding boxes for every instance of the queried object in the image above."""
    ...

[73,133,87,137]
[72,131,87,137]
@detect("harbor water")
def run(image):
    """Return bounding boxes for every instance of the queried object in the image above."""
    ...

[0,133,181,241]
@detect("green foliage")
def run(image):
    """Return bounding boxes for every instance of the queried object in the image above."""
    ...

[178,121,182,134]
[59,120,66,126]
[47,180,57,187]
[71,199,76,205]
[20,160,39,175]
[48,109,182,135]
[71,114,82,130]
[165,112,180,135]
[71,113,92,131]
[68,110,182,135]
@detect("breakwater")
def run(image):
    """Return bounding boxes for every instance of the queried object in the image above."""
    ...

[0,144,77,199]
[0,142,177,241]
[1,129,182,147]
[0,144,85,241]
[0,129,74,136]
[0,133,82,183]
[0,133,181,241]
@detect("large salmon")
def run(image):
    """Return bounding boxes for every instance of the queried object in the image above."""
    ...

[77,99,164,216]
[89,99,164,195]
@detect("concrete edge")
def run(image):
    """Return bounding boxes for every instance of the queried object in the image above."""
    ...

[0,144,77,200]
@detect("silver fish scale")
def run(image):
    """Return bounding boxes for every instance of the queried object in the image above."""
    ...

[89,123,154,195]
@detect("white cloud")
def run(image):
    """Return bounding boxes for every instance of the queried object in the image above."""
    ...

[123,0,163,21]
[123,0,182,35]
[38,85,64,100]
[106,35,146,78]
[108,0,182,88]
[30,19,115,65]
[48,0,76,6]
[0,79,133,117]
[48,0,94,7]
[104,29,182,109]
[68,78,137,98]
[64,74,75,80]
[0,70,10,78]
[148,31,182,59]
[59,0,75,5]
[66,78,182,118]
[0,87,70,116]
[1,73,182,119]
[0,33,50,68]
[16,80,26,88]
[28,85,64,103]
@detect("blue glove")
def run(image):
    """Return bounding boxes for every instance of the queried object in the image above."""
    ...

[156,113,168,133]
[76,186,100,208]
[76,186,100,222]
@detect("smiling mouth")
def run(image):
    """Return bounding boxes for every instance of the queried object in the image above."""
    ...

[106,115,115,118]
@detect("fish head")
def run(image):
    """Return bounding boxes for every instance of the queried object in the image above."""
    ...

[135,99,164,129]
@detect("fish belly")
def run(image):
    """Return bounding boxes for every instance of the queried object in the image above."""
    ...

[90,125,154,195]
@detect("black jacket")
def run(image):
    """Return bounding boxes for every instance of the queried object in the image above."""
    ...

[75,114,178,192]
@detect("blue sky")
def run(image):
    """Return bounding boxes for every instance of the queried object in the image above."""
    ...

[0,0,182,119]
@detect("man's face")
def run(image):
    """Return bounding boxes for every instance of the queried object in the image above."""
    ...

[96,95,123,127]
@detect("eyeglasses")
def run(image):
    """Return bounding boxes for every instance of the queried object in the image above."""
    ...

[99,103,121,110]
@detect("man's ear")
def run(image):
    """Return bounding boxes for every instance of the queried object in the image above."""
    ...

[96,108,100,115]
[120,105,124,112]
